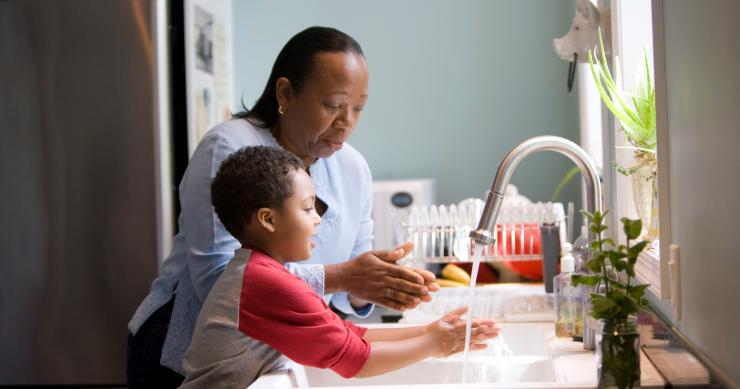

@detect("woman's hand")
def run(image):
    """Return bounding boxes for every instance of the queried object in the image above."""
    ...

[325,242,439,311]
[425,306,500,358]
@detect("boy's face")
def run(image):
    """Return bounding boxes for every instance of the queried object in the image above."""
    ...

[273,169,321,261]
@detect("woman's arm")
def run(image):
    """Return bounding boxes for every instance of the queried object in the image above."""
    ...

[324,155,439,312]
[182,132,242,301]
[324,243,438,311]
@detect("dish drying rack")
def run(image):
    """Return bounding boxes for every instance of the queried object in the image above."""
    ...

[401,199,567,264]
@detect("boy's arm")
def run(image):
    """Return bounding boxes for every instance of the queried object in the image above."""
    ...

[356,334,436,377]
[356,307,499,378]
[362,325,427,342]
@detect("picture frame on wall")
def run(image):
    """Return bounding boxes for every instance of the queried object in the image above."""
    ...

[184,0,233,156]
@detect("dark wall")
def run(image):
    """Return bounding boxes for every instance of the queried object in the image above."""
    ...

[0,0,159,384]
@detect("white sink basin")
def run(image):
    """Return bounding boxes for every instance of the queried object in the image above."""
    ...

[304,356,555,387]
[304,322,555,387]
[249,321,597,389]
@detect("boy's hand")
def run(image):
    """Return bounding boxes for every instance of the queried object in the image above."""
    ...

[425,306,500,358]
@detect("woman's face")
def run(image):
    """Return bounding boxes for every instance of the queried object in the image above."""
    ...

[276,52,369,163]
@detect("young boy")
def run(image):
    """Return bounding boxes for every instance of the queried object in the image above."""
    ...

[179,146,499,388]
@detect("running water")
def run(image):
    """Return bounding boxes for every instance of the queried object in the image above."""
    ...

[461,243,486,383]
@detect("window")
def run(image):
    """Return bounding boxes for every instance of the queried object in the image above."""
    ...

[581,0,670,299]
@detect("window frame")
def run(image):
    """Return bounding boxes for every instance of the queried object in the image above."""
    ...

[586,0,671,299]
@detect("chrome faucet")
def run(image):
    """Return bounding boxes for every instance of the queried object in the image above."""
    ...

[468,135,602,349]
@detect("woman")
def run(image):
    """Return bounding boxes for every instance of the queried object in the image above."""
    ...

[127,26,437,388]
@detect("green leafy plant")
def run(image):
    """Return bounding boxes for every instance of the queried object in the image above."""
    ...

[572,210,650,319]
[589,29,656,157]
[550,166,580,201]
[572,210,650,389]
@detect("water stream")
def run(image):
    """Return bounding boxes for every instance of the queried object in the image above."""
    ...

[461,243,485,383]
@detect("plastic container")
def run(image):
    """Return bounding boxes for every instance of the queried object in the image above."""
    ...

[554,243,584,338]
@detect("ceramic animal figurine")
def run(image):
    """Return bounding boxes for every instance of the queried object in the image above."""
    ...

[553,0,610,92]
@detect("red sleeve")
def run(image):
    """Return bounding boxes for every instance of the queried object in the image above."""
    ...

[344,319,368,337]
[238,254,370,378]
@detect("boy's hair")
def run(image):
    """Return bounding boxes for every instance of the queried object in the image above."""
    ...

[211,146,303,239]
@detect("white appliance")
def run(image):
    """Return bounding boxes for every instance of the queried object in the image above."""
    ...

[372,179,436,250]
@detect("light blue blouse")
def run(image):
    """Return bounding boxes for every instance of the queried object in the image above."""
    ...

[128,119,375,374]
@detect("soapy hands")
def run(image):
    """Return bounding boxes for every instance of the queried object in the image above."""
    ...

[325,242,439,311]
[425,306,500,358]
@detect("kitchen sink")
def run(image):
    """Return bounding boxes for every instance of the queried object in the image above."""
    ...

[249,321,597,388]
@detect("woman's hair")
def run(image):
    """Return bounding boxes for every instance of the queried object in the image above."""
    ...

[235,26,364,128]
[211,146,303,239]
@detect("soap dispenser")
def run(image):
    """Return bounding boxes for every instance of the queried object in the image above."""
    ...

[554,242,584,338]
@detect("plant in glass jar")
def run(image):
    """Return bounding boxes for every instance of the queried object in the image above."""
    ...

[573,210,650,389]
[589,30,658,240]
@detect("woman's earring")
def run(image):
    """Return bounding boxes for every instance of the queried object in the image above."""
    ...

[278,106,285,115]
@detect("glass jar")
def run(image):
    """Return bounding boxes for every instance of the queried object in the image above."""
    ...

[596,316,641,389]
[630,153,658,241]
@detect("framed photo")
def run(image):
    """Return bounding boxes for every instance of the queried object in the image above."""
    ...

[184,0,233,156]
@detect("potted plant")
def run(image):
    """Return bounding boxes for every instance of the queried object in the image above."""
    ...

[573,210,650,389]
[589,30,658,240]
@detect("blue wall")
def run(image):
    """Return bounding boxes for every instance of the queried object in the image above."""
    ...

[233,0,581,208]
